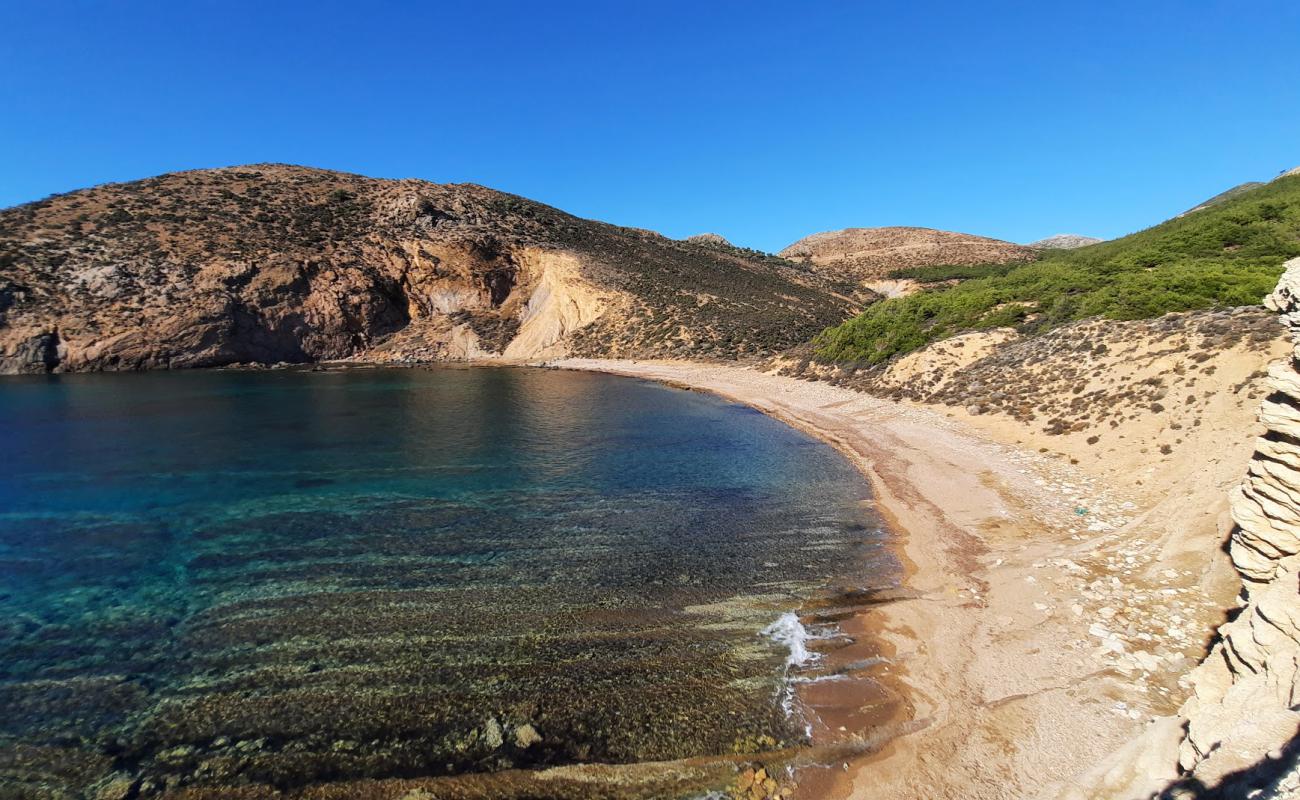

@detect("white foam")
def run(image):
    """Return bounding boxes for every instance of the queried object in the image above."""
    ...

[762,612,840,738]
[762,611,818,669]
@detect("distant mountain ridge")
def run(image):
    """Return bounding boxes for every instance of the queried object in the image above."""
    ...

[777,226,1034,298]
[685,232,730,246]
[1181,182,1266,217]
[1179,165,1300,217]
[1027,234,1103,250]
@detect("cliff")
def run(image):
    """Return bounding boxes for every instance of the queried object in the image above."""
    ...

[0,165,858,373]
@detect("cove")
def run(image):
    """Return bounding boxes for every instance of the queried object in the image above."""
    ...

[0,366,891,797]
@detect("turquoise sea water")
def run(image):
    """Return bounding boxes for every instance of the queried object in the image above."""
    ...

[0,366,889,797]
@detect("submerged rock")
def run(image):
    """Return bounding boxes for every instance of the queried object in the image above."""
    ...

[513,723,542,749]
[92,774,137,800]
[484,718,504,749]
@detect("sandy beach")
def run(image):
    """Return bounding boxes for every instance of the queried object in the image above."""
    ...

[554,355,1275,800]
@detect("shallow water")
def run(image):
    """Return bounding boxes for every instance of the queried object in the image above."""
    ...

[0,366,890,797]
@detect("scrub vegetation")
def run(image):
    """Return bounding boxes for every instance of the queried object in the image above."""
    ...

[815,176,1300,364]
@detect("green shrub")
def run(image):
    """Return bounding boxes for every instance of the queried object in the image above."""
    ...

[885,261,1026,282]
[815,176,1300,364]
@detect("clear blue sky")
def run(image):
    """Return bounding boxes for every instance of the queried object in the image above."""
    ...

[2,1,1298,251]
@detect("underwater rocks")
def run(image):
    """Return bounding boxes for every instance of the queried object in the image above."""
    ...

[1176,256,1300,791]
[0,367,889,797]
[730,764,791,799]
[0,488,867,795]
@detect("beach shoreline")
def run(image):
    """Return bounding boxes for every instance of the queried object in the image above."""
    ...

[552,357,1262,800]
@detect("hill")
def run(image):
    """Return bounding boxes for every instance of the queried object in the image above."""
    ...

[813,174,1300,365]
[685,232,730,246]
[1027,233,1103,249]
[778,226,1035,297]
[1180,181,1266,217]
[0,165,858,373]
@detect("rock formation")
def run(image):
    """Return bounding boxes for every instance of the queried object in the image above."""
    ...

[1173,255,1300,794]
[0,165,857,373]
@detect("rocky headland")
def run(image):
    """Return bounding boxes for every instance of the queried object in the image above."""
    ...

[0,165,857,373]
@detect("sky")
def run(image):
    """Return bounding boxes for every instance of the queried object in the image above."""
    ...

[1,1,1298,252]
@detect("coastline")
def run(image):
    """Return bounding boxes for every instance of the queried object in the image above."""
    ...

[5,352,1276,798]
[551,357,1268,800]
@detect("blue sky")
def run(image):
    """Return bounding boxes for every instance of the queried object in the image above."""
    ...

[2,1,1298,252]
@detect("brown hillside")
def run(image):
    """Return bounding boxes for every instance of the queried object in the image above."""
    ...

[0,164,859,373]
[778,226,1035,295]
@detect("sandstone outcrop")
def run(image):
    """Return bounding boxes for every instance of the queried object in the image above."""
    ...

[1057,258,1300,799]
[1174,255,1300,794]
[0,165,856,373]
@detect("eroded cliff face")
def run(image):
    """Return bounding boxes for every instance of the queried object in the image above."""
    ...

[1174,256,1300,794]
[0,164,854,373]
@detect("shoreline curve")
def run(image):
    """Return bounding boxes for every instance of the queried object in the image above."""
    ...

[550,357,1250,800]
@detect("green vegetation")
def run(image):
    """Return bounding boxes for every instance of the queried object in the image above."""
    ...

[815,175,1300,365]
[885,261,1024,282]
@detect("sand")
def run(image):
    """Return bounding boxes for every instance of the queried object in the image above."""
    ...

[553,353,1277,800]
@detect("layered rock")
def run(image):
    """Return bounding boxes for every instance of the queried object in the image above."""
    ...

[1176,255,1300,793]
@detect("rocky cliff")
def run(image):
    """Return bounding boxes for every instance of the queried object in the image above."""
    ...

[0,165,858,373]
[1173,255,1300,795]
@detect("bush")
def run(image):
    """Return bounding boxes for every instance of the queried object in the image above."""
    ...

[885,261,1025,282]
[815,176,1300,364]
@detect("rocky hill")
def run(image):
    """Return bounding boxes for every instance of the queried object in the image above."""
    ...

[0,165,859,373]
[778,226,1035,297]
[1027,233,1103,249]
